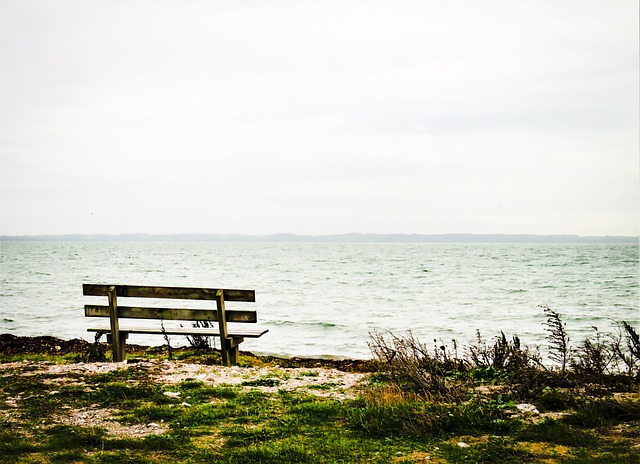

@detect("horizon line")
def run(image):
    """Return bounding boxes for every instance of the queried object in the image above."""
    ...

[2,232,638,244]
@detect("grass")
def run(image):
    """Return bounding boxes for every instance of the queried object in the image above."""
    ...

[1,347,638,463]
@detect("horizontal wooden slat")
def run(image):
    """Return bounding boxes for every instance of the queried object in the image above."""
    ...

[85,305,257,323]
[87,326,268,338]
[83,284,255,302]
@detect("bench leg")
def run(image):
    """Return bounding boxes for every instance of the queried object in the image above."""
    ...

[228,341,238,366]
[107,332,128,362]
[221,338,232,366]
[221,337,243,366]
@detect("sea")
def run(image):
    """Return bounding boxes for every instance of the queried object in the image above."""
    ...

[1,240,638,360]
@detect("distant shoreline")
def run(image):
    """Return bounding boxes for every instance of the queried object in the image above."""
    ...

[1,233,638,244]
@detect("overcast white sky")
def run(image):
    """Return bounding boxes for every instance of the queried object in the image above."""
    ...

[1,0,638,236]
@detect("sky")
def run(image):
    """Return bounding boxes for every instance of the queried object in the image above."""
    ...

[1,0,638,237]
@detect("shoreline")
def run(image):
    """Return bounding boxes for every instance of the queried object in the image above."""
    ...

[0,333,376,372]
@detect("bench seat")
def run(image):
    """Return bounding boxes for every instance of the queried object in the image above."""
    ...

[87,326,268,338]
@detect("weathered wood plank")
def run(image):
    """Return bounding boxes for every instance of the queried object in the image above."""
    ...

[83,284,255,302]
[216,289,230,365]
[84,305,257,323]
[87,326,269,338]
[107,286,124,362]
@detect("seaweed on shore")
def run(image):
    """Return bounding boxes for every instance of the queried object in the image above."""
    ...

[0,334,93,356]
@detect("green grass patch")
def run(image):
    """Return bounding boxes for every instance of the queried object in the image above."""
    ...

[435,436,534,463]
[350,386,518,438]
[564,397,640,428]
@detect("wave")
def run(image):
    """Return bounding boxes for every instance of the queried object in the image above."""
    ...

[267,320,343,329]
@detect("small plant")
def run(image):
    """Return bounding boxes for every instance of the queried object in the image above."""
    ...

[571,326,615,383]
[468,330,506,369]
[83,332,107,362]
[623,321,640,360]
[535,386,576,412]
[186,320,217,351]
[611,321,640,379]
[541,304,571,377]
[467,330,539,375]
[160,319,173,360]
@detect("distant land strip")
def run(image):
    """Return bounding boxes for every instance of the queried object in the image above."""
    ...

[1,233,638,244]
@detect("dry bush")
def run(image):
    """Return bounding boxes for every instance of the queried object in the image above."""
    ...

[368,311,639,401]
[611,321,640,379]
[368,330,465,401]
[467,330,541,374]
[571,326,616,383]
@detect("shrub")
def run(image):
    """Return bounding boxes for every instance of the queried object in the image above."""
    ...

[367,330,464,400]
[368,310,638,409]
[571,326,615,383]
[535,387,577,412]
[611,321,640,379]
[467,330,541,376]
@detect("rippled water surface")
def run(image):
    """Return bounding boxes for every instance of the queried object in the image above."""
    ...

[1,241,638,358]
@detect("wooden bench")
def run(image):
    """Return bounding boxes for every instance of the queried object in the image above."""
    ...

[83,284,268,365]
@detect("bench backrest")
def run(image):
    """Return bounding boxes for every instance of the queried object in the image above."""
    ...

[84,284,258,364]
[83,284,256,323]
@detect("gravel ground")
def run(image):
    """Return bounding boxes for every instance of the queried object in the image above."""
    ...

[0,359,369,438]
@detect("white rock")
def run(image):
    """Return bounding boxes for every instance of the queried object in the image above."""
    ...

[516,403,540,414]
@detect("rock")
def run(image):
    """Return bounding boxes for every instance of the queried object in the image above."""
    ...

[516,403,540,414]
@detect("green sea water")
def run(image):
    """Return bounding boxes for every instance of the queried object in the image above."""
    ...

[1,241,638,359]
